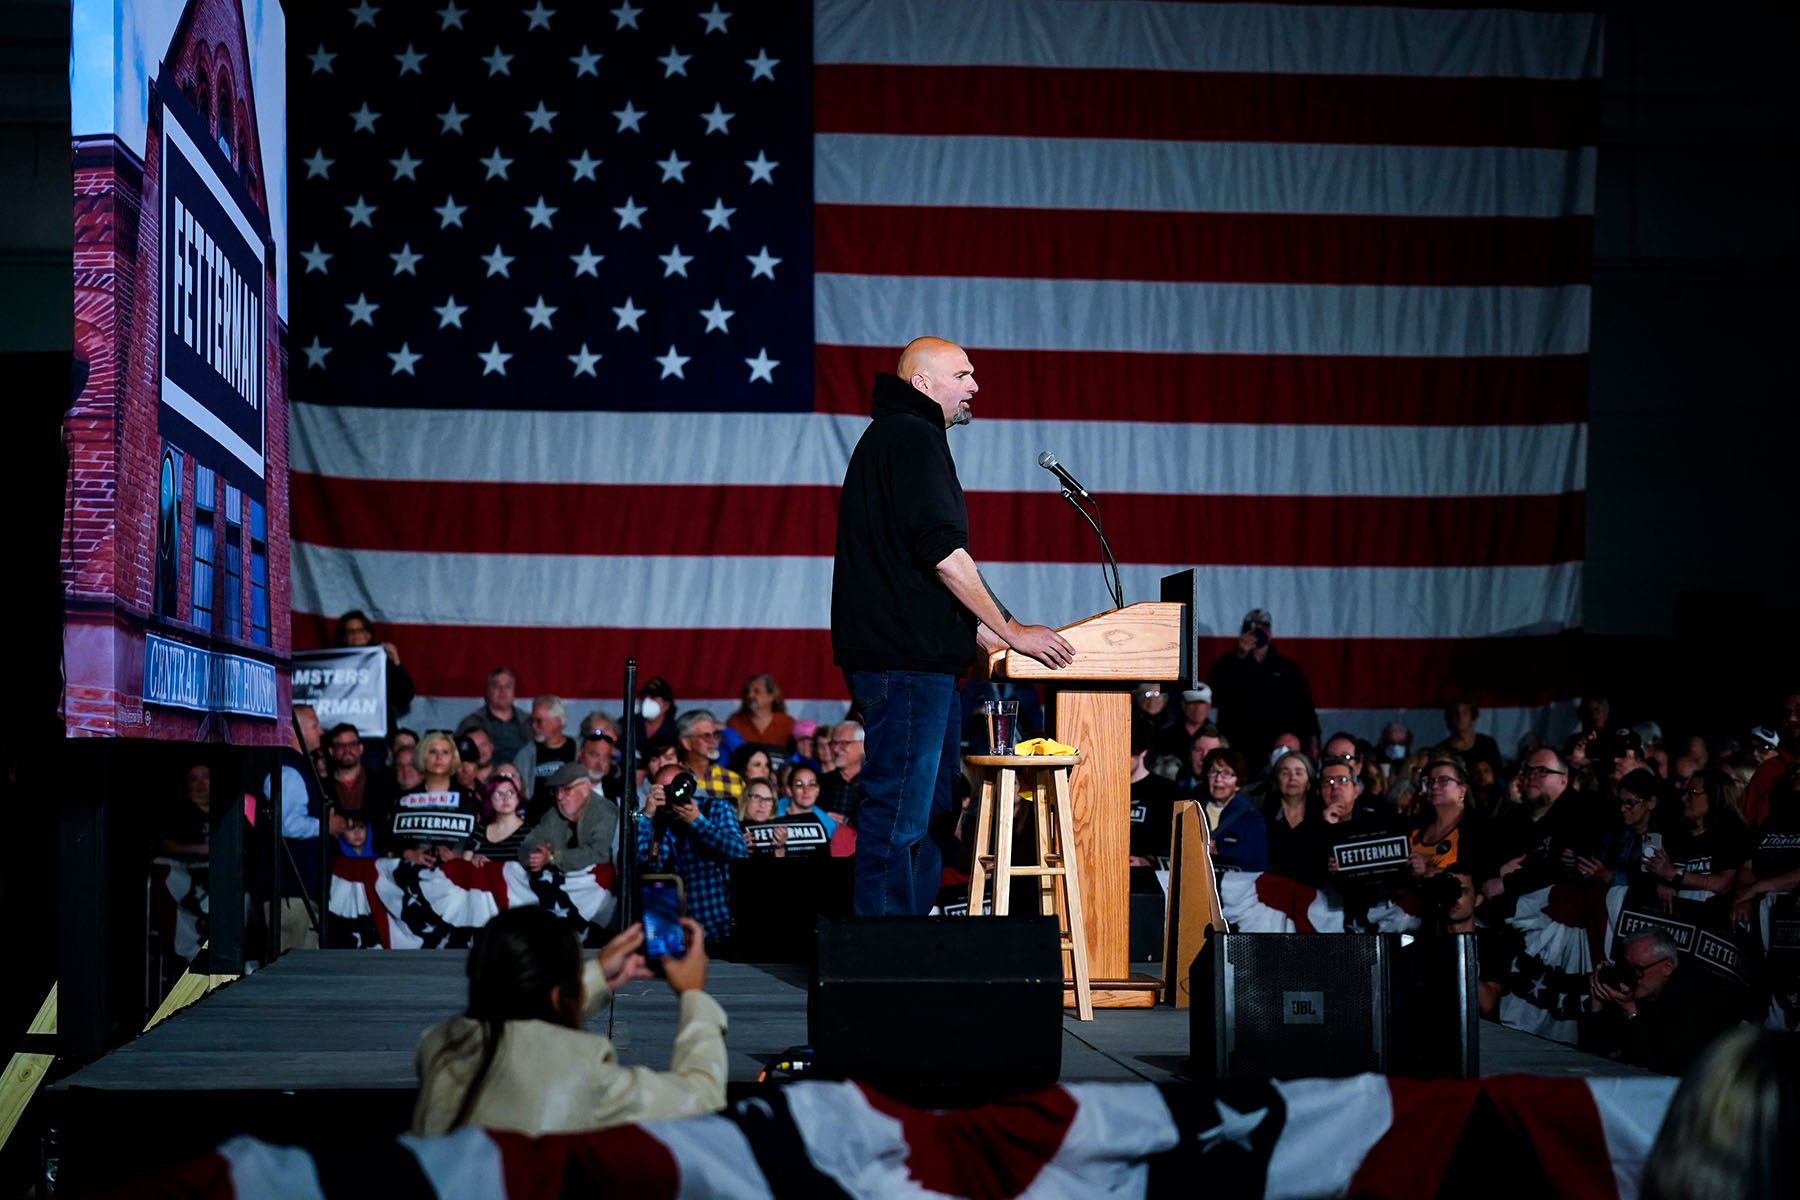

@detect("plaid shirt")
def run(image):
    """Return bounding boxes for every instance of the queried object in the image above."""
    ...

[636,787,748,945]
[695,763,746,802]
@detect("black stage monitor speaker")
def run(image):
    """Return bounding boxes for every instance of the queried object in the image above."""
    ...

[811,915,1063,1104]
[1392,932,1480,1080]
[1190,929,1481,1082]
[1192,929,1393,1081]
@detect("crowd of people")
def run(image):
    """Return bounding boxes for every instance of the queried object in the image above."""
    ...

[153,606,1800,1084]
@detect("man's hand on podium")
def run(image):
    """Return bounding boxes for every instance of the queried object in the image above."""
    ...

[1007,622,1076,670]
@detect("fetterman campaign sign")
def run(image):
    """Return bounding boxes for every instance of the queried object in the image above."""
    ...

[291,647,388,739]
[158,67,268,498]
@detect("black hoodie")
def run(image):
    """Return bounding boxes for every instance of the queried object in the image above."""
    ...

[831,373,978,673]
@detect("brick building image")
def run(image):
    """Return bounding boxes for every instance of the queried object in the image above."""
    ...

[64,0,288,742]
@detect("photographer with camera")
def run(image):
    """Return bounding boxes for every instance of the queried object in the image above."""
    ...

[638,763,748,952]
[411,907,723,1135]
[1583,929,1742,1076]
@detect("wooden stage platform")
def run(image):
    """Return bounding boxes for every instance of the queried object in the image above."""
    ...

[45,950,1646,1188]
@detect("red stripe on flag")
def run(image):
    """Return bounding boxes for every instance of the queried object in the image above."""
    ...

[815,65,1600,147]
[291,621,1582,711]
[491,1127,682,1200]
[817,206,1593,287]
[292,475,1584,567]
[812,345,1589,426]
[333,858,393,947]
[1253,873,1323,933]
[858,1084,1080,1198]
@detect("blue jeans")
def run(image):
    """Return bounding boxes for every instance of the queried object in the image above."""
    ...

[845,669,960,916]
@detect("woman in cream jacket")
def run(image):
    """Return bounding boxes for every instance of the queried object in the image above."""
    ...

[412,909,727,1135]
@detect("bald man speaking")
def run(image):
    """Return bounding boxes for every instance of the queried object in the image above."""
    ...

[831,337,1075,916]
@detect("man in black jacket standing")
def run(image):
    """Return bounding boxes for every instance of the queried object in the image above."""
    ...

[832,337,1074,915]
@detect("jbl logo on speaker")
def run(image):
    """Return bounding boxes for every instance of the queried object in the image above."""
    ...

[1282,991,1325,1025]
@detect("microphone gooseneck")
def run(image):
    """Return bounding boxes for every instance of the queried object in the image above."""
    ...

[1037,451,1124,611]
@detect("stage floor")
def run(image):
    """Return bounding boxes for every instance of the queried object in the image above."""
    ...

[56,949,1647,1097]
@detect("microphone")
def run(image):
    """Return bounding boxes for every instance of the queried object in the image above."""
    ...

[1037,451,1092,500]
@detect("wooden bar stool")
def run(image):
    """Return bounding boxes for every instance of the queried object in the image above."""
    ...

[963,753,1093,1021]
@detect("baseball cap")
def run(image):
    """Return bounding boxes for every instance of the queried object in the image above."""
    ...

[1601,727,1643,758]
[547,762,589,789]
[1749,725,1780,750]
[792,719,819,739]
[1242,608,1273,628]
[454,735,479,760]
[1181,684,1213,704]
[638,677,675,702]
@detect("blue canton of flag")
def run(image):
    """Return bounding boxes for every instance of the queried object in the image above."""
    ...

[291,0,812,412]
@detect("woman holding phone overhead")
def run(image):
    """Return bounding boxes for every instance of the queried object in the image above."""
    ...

[411,906,723,1135]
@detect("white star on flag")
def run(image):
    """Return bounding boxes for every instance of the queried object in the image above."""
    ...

[345,195,377,227]
[699,4,730,34]
[656,345,691,379]
[657,150,690,183]
[438,104,469,134]
[701,198,735,231]
[745,348,778,383]
[569,150,601,182]
[523,296,558,330]
[524,101,558,133]
[480,148,513,180]
[436,2,465,30]
[658,46,691,78]
[523,1,554,31]
[302,243,333,273]
[524,196,559,229]
[613,101,646,133]
[1196,1101,1268,1154]
[349,2,379,28]
[303,338,331,368]
[478,342,512,375]
[308,45,336,73]
[568,344,602,377]
[612,297,646,331]
[613,196,648,229]
[570,46,600,77]
[746,48,778,81]
[350,103,381,132]
[387,343,422,375]
[433,296,468,328]
[345,293,379,325]
[745,151,778,184]
[700,299,733,333]
[699,104,733,135]
[483,46,514,76]
[570,245,604,277]
[611,2,641,30]
[389,243,424,275]
[303,148,333,178]
[388,149,421,180]
[394,44,426,75]
[434,195,467,228]
[746,245,781,279]
[482,244,516,277]
[658,245,694,277]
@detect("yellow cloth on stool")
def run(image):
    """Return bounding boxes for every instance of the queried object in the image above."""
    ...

[1012,737,1078,756]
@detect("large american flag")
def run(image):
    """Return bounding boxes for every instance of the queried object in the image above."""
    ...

[290,1,1599,749]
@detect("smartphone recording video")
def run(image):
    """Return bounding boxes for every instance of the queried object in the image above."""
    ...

[641,874,688,966]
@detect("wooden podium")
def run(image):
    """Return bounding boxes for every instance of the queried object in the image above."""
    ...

[979,598,1188,1007]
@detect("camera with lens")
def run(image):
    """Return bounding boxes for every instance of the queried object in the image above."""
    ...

[652,770,699,832]
[1594,961,1639,994]
[1414,872,1465,920]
